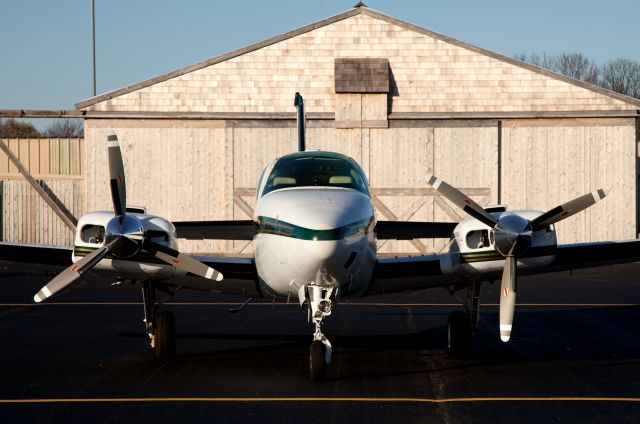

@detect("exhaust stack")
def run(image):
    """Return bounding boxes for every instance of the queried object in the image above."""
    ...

[294,92,305,152]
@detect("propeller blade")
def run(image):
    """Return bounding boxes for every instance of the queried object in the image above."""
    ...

[143,240,223,281]
[426,174,497,228]
[33,243,112,303]
[530,189,608,230]
[499,255,517,342]
[107,132,127,217]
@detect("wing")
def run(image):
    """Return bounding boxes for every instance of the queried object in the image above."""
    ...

[169,255,261,296]
[172,220,255,240]
[368,254,453,295]
[368,239,640,296]
[375,221,456,239]
[0,242,73,273]
[542,239,640,273]
[0,242,260,297]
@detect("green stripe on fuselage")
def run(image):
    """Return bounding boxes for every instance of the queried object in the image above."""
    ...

[461,245,557,264]
[74,245,165,265]
[256,216,374,241]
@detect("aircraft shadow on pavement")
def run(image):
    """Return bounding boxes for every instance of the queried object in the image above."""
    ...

[112,305,640,381]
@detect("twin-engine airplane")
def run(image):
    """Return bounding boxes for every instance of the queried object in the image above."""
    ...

[2,93,640,381]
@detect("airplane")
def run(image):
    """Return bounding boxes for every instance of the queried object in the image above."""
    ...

[2,92,640,381]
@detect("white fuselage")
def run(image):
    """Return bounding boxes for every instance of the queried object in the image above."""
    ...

[253,187,377,298]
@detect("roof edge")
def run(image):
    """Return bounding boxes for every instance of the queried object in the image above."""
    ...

[75,8,362,109]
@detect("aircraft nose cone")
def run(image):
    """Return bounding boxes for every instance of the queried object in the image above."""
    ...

[308,239,342,261]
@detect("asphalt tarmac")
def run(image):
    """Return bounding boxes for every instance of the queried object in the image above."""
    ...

[1,263,640,423]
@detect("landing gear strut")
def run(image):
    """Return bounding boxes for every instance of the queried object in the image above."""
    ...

[447,279,481,358]
[299,284,335,381]
[142,281,176,359]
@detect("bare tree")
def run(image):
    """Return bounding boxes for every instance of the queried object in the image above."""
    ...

[515,52,553,69]
[600,58,640,99]
[515,52,599,84]
[42,119,84,138]
[0,118,40,138]
[550,53,600,85]
[515,52,640,99]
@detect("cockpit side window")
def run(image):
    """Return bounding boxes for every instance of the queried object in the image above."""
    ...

[262,154,369,196]
[81,225,105,244]
[147,230,169,243]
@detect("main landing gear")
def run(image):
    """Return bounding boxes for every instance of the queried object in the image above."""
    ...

[299,285,335,381]
[447,279,481,358]
[142,281,176,359]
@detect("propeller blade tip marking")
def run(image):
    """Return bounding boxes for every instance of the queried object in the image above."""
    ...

[425,174,441,189]
[33,293,43,303]
[499,324,512,342]
[592,189,608,202]
[42,286,52,297]
[205,267,223,281]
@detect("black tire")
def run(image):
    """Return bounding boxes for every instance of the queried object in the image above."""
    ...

[447,310,472,358]
[309,341,326,382]
[155,311,176,359]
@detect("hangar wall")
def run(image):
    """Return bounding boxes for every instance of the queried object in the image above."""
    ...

[84,116,635,255]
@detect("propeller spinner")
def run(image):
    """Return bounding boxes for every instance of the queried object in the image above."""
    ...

[33,132,223,303]
[426,174,608,342]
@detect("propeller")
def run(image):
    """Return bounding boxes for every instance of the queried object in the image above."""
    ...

[33,132,223,303]
[426,174,608,342]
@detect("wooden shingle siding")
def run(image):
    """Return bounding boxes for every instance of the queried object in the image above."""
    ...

[82,13,638,115]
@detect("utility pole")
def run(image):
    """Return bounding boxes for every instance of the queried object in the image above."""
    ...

[91,0,96,96]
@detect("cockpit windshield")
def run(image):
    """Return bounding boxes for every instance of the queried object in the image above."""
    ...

[262,152,369,197]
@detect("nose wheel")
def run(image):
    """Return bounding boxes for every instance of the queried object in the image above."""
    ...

[142,281,177,359]
[299,284,335,381]
[310,339,329,381]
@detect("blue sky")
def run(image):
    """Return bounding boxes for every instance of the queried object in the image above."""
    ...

[1,0,638,128]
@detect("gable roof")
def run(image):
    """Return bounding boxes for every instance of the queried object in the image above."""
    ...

[75,5,640,110]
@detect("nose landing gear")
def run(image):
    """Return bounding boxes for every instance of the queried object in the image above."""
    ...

[142,280,177,359]
[299,284,335,381]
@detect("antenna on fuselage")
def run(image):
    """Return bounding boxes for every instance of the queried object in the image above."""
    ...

[294,92,305,152]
